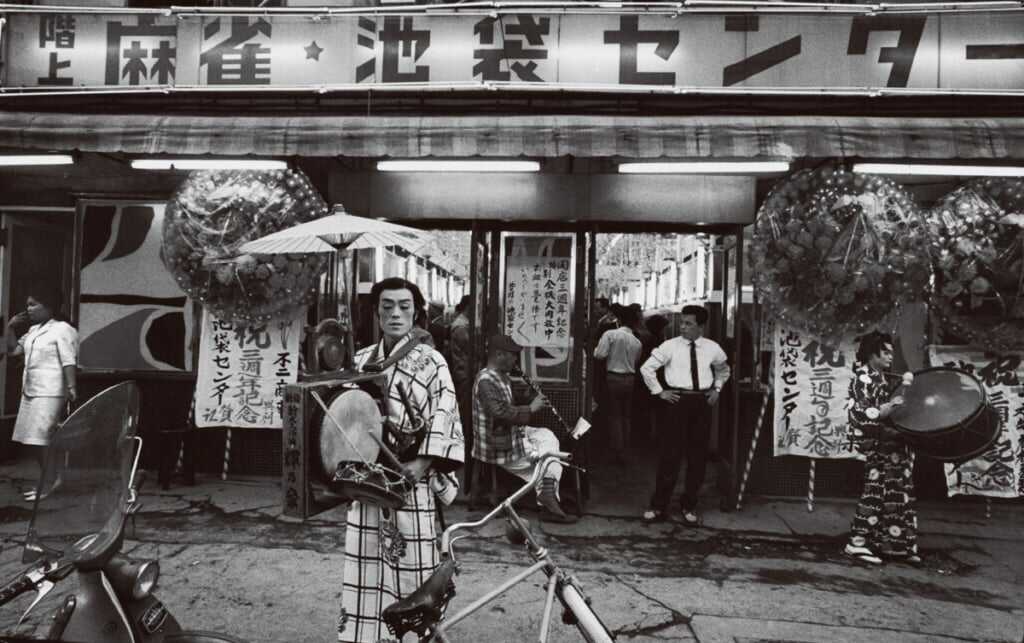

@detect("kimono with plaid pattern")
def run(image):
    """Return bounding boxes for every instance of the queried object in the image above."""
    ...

[339,334,464,643]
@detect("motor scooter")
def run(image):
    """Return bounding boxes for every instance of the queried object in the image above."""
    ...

[0,381,246,643]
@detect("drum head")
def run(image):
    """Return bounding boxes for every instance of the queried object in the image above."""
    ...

[890,367,985,435]
[318,389,382,478]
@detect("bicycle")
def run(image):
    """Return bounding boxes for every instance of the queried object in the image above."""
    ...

[382,452,615,642]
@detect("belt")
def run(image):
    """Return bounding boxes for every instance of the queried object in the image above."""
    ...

[607,371,635,376]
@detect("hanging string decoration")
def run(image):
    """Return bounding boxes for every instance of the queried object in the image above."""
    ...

[161,168,330,325]
[927,178,1024,353]
[752,166,932,341]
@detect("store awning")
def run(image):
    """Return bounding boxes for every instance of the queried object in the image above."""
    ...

[2,112,1024,160]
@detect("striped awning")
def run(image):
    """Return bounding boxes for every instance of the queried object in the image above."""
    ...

[2,112,1024,160]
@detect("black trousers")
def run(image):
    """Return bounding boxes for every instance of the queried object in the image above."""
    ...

[649,393,712,512]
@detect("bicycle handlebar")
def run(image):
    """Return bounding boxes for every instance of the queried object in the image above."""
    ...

[440,452,571,555]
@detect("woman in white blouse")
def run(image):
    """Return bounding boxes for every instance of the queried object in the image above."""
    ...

[5,290,78,502]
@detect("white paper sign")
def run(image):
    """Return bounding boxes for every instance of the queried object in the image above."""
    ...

[195,309,302,429]
[504,256,571,348]
[773,325,860,459]
[928,346,1023,499]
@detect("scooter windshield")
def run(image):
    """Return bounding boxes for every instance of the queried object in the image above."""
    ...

[23,381,140,566]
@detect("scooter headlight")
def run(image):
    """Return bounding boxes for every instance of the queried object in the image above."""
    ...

[132,561,160,600]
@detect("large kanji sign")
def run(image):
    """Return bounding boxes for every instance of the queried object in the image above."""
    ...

[3,11,1023,91]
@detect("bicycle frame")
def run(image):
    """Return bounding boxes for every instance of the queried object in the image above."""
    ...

[431,453,614,643]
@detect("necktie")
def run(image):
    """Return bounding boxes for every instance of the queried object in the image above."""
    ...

[690,340,701,391]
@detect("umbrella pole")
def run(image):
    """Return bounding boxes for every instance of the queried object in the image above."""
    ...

[341,247,356,370]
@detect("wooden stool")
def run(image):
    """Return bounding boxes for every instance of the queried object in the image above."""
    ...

[158,426,198,490]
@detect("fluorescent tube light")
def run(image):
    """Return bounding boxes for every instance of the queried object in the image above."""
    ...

[131,159,287,170]
[376,160,540,173]
[852,163,1024,177]
[618,161,790,174]
[0,154,74,166]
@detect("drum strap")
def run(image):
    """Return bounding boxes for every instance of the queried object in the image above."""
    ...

[360,333,429,375]
[361,335,431,459]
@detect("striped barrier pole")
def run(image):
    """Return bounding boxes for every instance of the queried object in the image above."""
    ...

[736,355,774,511]
[807,458,816,512]
[222,428,232,481]
[736,387,771,511]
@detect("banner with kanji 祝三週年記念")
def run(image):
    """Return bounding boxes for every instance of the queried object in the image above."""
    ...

[928,346,1023,499]
[195,309,302,429]
[773,325,861,459]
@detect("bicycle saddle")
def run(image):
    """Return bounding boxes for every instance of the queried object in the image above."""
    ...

[382,557,458,639]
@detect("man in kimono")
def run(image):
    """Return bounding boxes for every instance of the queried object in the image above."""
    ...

[844,331,918,566]
[339,277,464,642]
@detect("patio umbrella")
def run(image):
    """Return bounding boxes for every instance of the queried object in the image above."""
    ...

[346,229,433,254]
[239,208,431,255]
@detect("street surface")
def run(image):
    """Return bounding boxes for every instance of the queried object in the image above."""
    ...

[0,465,1022,643]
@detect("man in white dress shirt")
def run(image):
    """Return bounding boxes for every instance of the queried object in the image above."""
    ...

[593,304,641,462]
[639,305,730,525]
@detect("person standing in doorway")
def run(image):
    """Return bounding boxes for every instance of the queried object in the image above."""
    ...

[339,277,464,642]
[593,304,641,464]
[639,305,730,526]
[4,290,78,502]
[447,295,473,479]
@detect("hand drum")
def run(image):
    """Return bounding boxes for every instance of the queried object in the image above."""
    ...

[318,388,382,478]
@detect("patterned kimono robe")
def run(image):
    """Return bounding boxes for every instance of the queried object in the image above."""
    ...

[846,363,918,558]
[339,333,464,643]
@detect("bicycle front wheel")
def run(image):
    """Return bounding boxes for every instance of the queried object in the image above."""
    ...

[559,583,614,643]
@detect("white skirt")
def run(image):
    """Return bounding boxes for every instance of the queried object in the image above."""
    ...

[12,395,65,446]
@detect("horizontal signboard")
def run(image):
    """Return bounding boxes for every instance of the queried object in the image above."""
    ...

[2,11,1023,91]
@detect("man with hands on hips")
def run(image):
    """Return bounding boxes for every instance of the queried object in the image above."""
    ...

[639,305,730,526]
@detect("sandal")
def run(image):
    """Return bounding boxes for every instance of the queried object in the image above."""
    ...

[642,510,666,523]
[843,543,883,565]
[680,510,701,527]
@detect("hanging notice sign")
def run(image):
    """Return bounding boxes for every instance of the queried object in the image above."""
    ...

[928,346,1023,499]
[504,256,571,348]
[195,309,302,429]
[4,12,1024,92]
[773,325,860,459]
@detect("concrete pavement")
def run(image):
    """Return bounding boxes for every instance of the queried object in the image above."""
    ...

[0,452,1022,643]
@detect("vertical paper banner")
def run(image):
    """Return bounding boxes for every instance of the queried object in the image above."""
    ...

[195,308,303,429]
[504,256,572,348]
[928,346,1023,499]
[773,325,860,459]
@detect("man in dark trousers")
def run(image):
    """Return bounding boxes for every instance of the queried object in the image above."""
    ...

[639,304,730,526]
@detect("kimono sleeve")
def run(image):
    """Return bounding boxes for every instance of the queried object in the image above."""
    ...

[417,351,465,474]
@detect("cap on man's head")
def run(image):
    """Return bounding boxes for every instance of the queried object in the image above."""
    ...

[489,334,523,353]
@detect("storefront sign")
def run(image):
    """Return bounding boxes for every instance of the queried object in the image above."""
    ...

[78,201,193,372]
[4,12,1023,92]
[773,325,860,459]
[928,346,1023,499]
[504,256,572,348]
[195,308,301,429]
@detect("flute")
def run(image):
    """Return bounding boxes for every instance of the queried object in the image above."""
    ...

[511,366,573,435]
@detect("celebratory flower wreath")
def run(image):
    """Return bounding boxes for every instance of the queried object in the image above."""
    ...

[161,168,330,325]
[928,178,1024,353]
[752,166,932,340]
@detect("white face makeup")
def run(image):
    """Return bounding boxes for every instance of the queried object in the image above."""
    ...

[378,288,416,342]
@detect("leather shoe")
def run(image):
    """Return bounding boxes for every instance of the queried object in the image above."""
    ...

[538,478,576,524]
